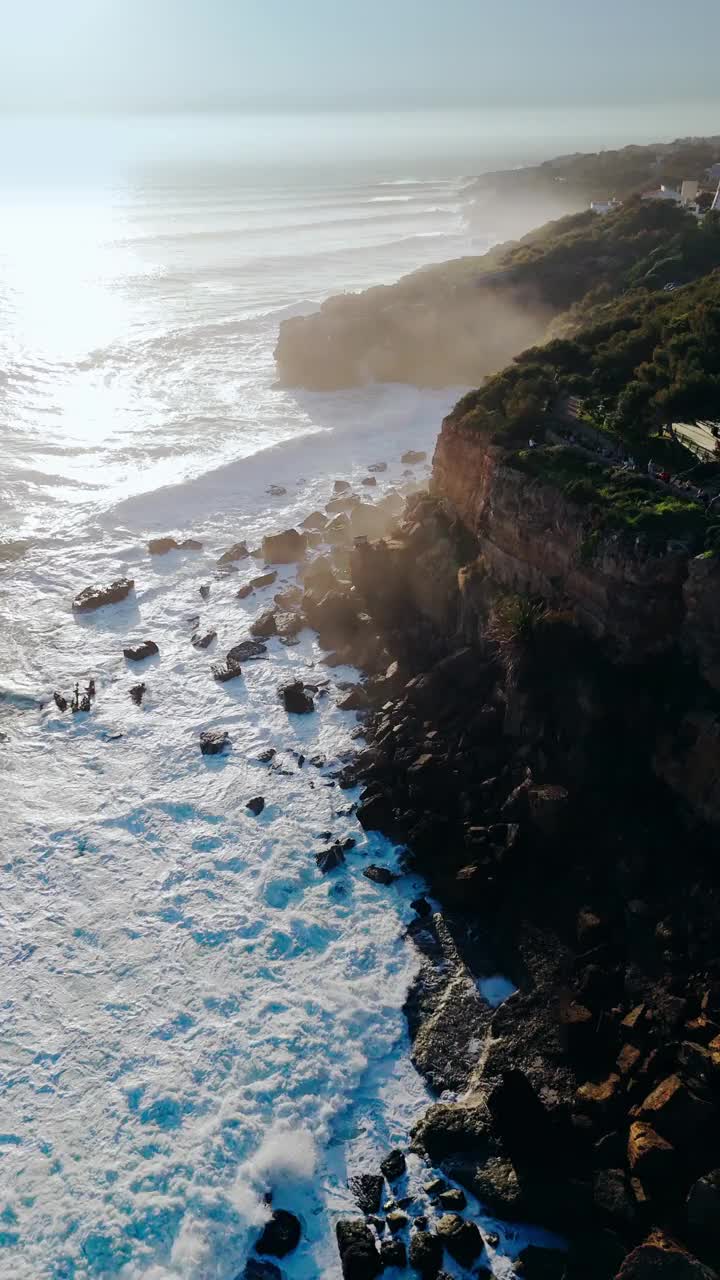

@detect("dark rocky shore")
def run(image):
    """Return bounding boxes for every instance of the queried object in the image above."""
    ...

[228,430,720,1278]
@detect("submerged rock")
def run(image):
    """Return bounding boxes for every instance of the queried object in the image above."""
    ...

[123,640,159,661]
[241,1260,282,1280]
[199,583,211,600]
[148,536,203,555]
[191,630,217,650]
[255,1209,301,1258]
[199,729,229,755]
[380,1149,406,1182]
[72,578,134,612]
[368,462,387,473]
[251,571,278,590]
[316,844,345,873]
[380,1238,406,1267]
[279,681,314,714]
[246,796,265,816]
[217,541,250,564]
[267,484,287,496]
[363,865,397,886]
[361,476,377,487]
[401,450,427,465]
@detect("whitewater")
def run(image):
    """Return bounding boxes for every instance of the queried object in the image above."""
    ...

[0,113,567,1278]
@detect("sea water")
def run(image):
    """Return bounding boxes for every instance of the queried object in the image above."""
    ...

[0,109,625,1277]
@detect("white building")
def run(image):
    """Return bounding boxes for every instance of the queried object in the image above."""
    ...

[642,184,682,203]
[590,198,621,215]
[681,179,699,206]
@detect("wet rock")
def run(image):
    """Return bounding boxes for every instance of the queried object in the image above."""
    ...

[627,1121,676,1183]
[334,479,351,493]
[217,542,250,564]
[227,640,268,663]
[275,612,303,640]
[348,1173,384,1216]
[411,897,432,918]
[470,1156,525,1220]
[615,1231,718,1279]
[267,484,287,496]
[637,1074,713,1151]
[386,1210,408,1233]
[401,450,427,465]
[356,794,393,832]
[435,1215,482,1267]
[363,865,397,886]
[380,1238,407,1268]
[409,1230,442,1277]
[380,1150,406,1182]
[336,1219,382,1279]
[123,640,159,661]
[255,1209,301,1258]
[148,536,203,555]
[212,660,243,683]
[258,748,276,763]
[687,1170,720,1248]
[516,1244,568,1278]
[192,630,217,650]
[262,529,307,564]
[200,729,229,755]
[487,1070,554,1170]
[411,1103,491,1161]
[316,843,345,873]
[437,1187,466,1210]
[53,692,68,712]
[325,513,352,541]
[594,1168,636,1227]
[301,511,327,531]
[73,578,134,612]
[251,610,278,639]
[274,585,303,610]
[237,583,254,599]
[326,494,360,515]
[199,583,211,600]
[337,685,370,711]
[129,683,146,706]
[361,476,377,487]
[280,681,315,714]
[251,571,278,590]
[241,1261,282,1280]
[246,796,265,816]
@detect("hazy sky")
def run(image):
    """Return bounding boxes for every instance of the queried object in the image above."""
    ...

[2,0,720,113]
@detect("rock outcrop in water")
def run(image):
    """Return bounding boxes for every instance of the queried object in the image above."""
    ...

[72,578,134,612]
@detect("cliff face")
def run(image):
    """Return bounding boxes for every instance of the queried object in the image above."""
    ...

[431,416,720,677]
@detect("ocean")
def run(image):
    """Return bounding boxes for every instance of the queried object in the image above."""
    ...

[0,107,682,1277]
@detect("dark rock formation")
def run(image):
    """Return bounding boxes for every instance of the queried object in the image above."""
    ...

[129,682,146,706]
[435,1214,482,1267]
[279,682,314,714]
[123,640,159,661]
[409,1229,443,1277]
[192,630,217,650]
[212,660,242,683]
[255,1209,301,1258]
[241,1260,282,1280]
[250,611,277,639]
[73,578,134,612]
[363,865,397,886]
[246,797,265,816]
[401,450,427,465]
[149,536,203,555]
[316,844,345,873]
[53,692,68,712]
[199,730,229,755]
[227,640,267,663]
[380,1150,406,1182]
[251,571,278,590]
[348,1174,384,1216]
[335,1220,381,1279]
[380,1238,406,1268]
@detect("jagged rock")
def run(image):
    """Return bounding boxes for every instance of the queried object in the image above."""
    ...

[262,530,307,564]
[53,692,68,712]
[212,660,242,683]
[637,1074,714,1150]
[301,511,327,531]
[361,476,377,487]
[148,536,203,555]
[267,484,287,496]
[251,610,278,638]
[217,542,249,564]
[380,1150,406,1182]
[251,571,278,590]
[409,1230,443,1277]
[316,844,345,873]
[325,513,352,542]
[246,796,265,816]
[336,1219,382,1279]
[349,1174,384,1216]
[627,1121,676,1183]
[199,729,229,754]
[129,683,145,706]
[363,865,397,886]
[237,584,254,599]
[280,681,314,714]
[380,1237,406,1267]
[334,479,351,493]
[73,578,134,612]
[192,630,216,650]
[470,1156,525,1220]
[435,1214,482,1266]
[258,748,276,763]
[386,1210,408,1233]
[241,1260,282,1280]
[199,583,211,600]
[255,1209,301,1258]
[401,450,427,465]
[516,1244,568,1277]
[437,1187,466,1210]
[123,640,159,661]
[227,640,267,663]
[368,462,387,473]
[356,794,393,831]
[274,585,303,609]
[615,1231,718,1278]
[275,612,303,640]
